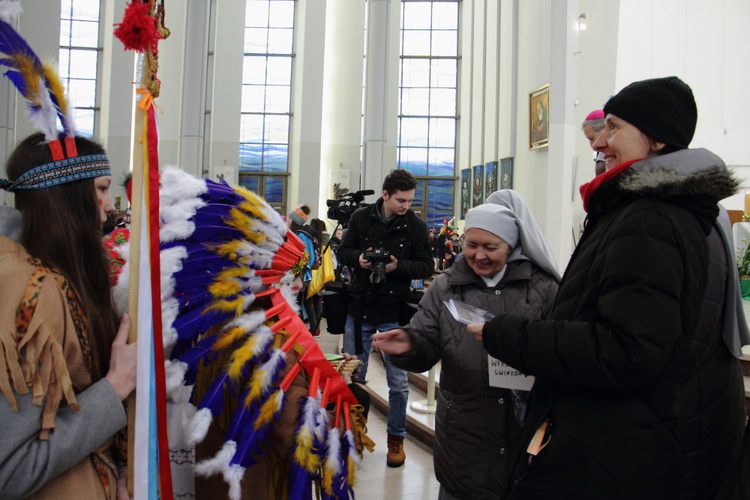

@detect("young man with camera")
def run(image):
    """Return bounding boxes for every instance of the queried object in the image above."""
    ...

[336,169,434,467]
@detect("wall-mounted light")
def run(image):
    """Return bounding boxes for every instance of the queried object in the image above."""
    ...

[578,13,587,31]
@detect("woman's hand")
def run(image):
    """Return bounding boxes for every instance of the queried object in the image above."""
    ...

[117,467,131,500]
[371,329,412,355]
[467,322,485,342]
[105,313,137,401]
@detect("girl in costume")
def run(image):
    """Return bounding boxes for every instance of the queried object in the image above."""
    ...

[0,133,138,499]
[0,4,136,497]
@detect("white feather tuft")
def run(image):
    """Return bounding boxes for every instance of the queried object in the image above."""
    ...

[195,440,237,476]
[187,407,214,445]
[223,464,245,500]
[164,359,188,398]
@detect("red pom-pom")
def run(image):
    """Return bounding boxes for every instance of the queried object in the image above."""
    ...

[114,1,163,53]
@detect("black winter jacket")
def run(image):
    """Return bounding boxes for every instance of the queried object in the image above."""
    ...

[482,149,746,499]
[336,199,434,321]
[391,256,558,499]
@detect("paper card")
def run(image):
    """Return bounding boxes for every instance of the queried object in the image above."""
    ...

[444,298,495,325]
[488,356,535,390]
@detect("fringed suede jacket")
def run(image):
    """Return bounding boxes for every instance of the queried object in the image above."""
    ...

[0,214,126,500]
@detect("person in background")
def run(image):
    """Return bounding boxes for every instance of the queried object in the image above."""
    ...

[306,218,329,337]
[373,201,560,499]
[0,133,138,499]
[337,168,434,468]
[287,206,321,331]
[581,109,607,175]
[470,76,749,498]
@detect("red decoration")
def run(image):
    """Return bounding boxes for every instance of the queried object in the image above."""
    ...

[114,1,163,54]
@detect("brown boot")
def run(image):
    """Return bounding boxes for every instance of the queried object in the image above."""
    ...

[386,434,406,467]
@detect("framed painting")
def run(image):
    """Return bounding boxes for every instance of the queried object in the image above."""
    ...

[500,157,514,189]
[460,168,470,219]
[484,161,498,198]
[471,164,484,208]
[529,84,550,150]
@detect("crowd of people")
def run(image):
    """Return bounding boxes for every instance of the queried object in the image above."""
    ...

[0,22,747,498]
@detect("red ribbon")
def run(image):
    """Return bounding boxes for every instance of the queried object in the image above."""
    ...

[144,104,174,499]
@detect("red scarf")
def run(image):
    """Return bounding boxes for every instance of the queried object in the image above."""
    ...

[579,159,641,213]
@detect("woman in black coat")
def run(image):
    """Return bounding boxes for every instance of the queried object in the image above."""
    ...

[470,76,749,499]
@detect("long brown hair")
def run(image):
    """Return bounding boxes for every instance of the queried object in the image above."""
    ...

[7,132,118,378]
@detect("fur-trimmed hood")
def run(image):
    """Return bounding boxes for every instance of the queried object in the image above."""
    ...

[619,148,739,201]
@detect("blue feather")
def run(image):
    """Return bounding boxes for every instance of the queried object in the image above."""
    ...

[173,307,234,341]
[197,371,231,415]
[178,334,218,371]
[231,417,270,468]
[289,463,313,500]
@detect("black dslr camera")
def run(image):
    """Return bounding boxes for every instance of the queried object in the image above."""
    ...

[364,247,391,284]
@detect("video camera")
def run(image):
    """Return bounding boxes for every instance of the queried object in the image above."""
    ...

[326,189,374,226]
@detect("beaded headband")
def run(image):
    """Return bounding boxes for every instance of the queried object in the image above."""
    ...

[0,153,111,191]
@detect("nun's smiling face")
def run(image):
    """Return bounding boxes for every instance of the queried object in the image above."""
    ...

[463,228,511,277]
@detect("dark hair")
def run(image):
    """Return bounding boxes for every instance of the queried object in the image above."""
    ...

[7,132,118,379]
[309,218,325,244]
[382,169,417,195]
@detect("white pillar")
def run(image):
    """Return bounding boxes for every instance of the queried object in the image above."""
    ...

[362,0,400,199]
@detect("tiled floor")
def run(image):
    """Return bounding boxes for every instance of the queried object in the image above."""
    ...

[314,319,441,499]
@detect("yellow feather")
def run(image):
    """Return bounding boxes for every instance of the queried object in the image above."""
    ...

[322,467,334,494]
[254,390,279,427]
[204,296,245,315]
[224,207,265,243]
[212,240,244,260]
[238,200,268,221]
[227,336,257,379]
[213,325,246,351]
[42,63,69,116]
[347,456,356,486]
[16,56,42,101]
[206,266,252,298]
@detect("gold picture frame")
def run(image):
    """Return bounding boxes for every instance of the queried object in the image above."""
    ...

[529,84,550,150]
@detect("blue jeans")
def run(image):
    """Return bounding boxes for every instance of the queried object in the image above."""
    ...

[343,314,408,437]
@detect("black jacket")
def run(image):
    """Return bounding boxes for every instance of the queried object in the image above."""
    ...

[483,149,746,499]
[336,199,434,321]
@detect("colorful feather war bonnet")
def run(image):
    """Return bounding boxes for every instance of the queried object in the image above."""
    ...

[110,166,373,499]
[0,0,111,192]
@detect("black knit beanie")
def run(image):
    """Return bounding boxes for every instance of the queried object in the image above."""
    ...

[603,76,697,149]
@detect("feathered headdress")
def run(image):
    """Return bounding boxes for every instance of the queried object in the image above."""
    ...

[0,1,111,190]
[110,167,371,499]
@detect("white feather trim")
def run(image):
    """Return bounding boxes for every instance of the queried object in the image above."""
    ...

[195,440,237,476]
[160,166,208,204]
[187,407,214,445]
[164,359,188,399]
[223,464,245,500]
